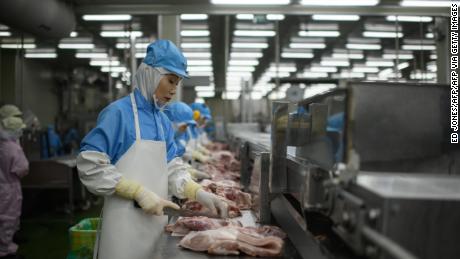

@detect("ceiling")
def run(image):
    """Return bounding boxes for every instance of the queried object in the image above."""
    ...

[0,0,450,101]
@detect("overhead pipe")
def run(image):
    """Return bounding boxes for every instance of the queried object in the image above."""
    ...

[0,0,76,38]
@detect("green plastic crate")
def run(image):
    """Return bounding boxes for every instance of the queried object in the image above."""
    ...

[68,218,100,259]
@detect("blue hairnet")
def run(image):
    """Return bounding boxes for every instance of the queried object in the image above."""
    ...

[143,39,189,79]
[164,102,196,126]
[189,102,212,120]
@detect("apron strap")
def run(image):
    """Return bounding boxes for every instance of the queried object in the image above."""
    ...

[130,93,141,141]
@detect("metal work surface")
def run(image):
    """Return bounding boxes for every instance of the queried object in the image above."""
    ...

[356,172,460,200]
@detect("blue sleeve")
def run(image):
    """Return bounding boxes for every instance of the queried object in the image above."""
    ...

[80,105,124,163]
[159,112,179,162]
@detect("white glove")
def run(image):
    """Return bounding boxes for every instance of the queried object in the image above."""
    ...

[187,168,211,180]
[196,189,228,218]
[115,177,179,215]
[192,150,211,163]
[197,145,211,155]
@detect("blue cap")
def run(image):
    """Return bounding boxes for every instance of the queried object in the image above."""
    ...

[190,102,211,120]
[164,102,196,126]
[143,39,189,79]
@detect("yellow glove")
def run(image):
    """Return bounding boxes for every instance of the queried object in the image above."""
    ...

[183,180,203,200]
[115,177,179,215]
[187,168,211,181]
[197,145,211,155]
[196,190,228,218]
[192,150,210,163]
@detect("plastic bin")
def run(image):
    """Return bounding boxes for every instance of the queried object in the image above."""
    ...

[67,218,100,259]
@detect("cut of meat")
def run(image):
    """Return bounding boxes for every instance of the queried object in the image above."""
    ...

[165,216,242,236]
[205,142,229,151]
[200,179,252,210]
[182,200,242,218]
[241,225,287,239]
[179,226,284,257]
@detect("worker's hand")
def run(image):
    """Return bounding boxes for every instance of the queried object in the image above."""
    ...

[192,150,211,163]
[187,168,211,181]
[196,189,228,218]
[134,188,180,215]
[197,145,211,155]
[115,177,179,215]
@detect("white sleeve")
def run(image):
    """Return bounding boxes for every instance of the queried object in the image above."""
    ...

[76,150,122,196]
[167,157,193,199]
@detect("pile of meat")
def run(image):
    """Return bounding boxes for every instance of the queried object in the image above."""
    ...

[170,144,285,257]
[166,217,286,257]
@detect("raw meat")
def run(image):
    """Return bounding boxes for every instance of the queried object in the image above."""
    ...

[200,180,252,209]
[179,226,284,257]
[241,225,287,239]
[182,200,242,218]
[165,216,241,236]
[205,142,229,151]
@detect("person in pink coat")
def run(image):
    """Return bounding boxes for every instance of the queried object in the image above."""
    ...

[0,105,29,259]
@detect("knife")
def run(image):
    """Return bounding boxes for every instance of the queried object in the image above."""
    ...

[133,201,221,219]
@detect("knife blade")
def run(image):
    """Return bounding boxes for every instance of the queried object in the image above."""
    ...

[133,201,221,218]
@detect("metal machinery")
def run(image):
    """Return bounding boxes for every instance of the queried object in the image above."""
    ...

[229,82,460,259]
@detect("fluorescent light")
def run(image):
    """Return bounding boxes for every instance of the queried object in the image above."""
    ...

[398,62,410,70]
[321,60,350,66]
[226,85,242,91]
[251,92,263,100]
[100,31,142,37]
[83,14,131,21]
[352,67,379,73]
[188,60,213,66]
[332,53,364,59]
[58,43,94,49]
[231,52,263,58]
[136,52,145,58]
[184,52,211,58]
[340,72,365,78]
[382,54,414,59]
[181,30,210,37]
[0,31,12,37]
[312,14,360,21]
[301,72,328,78]
[232,42,268,48]
[1,44,36,49]
[268,66,296,72]
[365,61,394,67]
[229,60,259,66]
[298,31,340,37]
[234,30,276,37]
[181,43,211,48]
[289,43,326,49]
[237,14,254,20]
[228,66,255,72]
[223,92,240,100]
[101,66,127,73]
[195,86,215,91]
[400,0,452,7]
[310,66,338,72]
[410,72,437,80]
[70,31,78,37]
[212,0,290,5]
[346,43,381,50]
[76,53,108,58]
[188,66,213,72]
[426,33,434,38]
[281,52,314,58]
[111,72,120,78]
[197,91,215,97]
[430,54,437,59]
[386,15,433,22]
[25,53,57,58]
[267,14,285,20]
[189,71,213,76]
[301,0,378,6]
[363,31,403,38]
[90,60,120,66]
[180,14,208,20]
[402,45,436,50]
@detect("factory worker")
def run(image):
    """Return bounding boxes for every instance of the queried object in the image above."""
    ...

[189,103,213,154]
[164,102,211,180]
[0,105,29,259]
[76,40,228,259]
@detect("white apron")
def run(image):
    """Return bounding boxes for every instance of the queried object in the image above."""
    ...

[96,93,168,259]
